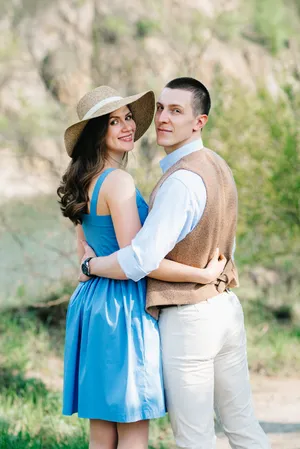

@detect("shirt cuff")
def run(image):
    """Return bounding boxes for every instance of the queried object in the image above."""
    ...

[117,245,148,282]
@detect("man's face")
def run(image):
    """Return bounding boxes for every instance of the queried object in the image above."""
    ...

[155,88,204,153]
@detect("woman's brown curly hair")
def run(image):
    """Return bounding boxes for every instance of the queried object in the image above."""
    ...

[57,114,127,225]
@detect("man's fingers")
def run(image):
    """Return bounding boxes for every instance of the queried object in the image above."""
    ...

[219,255,227,266]
[81,240,93,254]
[210,247,219,261]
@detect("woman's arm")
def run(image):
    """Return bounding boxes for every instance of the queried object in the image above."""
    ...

[149,249,226,284]
[103,169,142,248]
[78,169,142,281]
[76,225,85,262]
[81,170,226,284]
[85,246,226,284]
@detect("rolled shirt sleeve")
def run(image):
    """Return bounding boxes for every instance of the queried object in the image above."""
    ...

[117,170,207,282]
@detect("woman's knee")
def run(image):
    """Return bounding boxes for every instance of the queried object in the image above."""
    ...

[89,419,118,449]
[117,420,149,449]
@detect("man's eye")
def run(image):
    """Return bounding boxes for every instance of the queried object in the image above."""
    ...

[173,109,181,113]
[156,105,163,111]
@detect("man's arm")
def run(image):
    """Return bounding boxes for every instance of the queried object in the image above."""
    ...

[88,251,126,279]
[87,171,206,281]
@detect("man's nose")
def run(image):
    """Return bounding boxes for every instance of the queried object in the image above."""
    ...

[158,109,169,123]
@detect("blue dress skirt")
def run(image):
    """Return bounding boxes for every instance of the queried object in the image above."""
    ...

[62,169,166,422]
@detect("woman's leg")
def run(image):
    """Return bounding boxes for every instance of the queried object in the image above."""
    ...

[89,419,118,449]
[117,420,149,449]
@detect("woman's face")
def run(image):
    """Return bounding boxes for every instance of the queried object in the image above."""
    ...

[105,105,136,155]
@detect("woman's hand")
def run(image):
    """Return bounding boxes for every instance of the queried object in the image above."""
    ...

[203,248,227,284]
[78,240,97,282]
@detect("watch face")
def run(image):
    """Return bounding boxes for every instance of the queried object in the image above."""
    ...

[81,261,89,276]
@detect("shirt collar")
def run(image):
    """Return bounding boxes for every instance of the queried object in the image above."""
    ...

[160,138,204,173]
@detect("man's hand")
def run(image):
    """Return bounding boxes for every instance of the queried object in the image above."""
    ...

[78,240,97,282]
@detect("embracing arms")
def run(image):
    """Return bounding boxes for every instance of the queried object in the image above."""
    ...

[78,169,226,283]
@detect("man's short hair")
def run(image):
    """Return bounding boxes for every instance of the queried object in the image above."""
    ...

[165,77,211,116]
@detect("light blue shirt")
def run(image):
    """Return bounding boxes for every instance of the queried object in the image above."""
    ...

[117,138,208,282]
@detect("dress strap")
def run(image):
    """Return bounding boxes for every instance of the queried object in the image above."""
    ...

[90,168,116,215]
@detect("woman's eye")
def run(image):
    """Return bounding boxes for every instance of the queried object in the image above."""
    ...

[125,115,132,121]
[110,119,118,125]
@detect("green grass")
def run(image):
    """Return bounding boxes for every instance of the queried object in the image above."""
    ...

[0,310,86,449]
[243,298,300,375]
[0,309,175,449]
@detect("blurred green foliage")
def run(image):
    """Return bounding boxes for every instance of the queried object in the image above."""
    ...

[252,0,291,54]
[135,18,160,39]
[100,16,131,44]
[203,75,300,267]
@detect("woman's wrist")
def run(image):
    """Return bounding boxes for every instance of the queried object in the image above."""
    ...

[89,257,97,276]
[192,267,211,284]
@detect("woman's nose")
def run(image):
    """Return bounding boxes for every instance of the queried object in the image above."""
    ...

[123,120,133,131]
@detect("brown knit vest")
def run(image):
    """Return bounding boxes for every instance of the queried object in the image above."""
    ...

[146,147,239,319]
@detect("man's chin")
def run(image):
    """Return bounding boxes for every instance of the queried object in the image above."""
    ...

[156,136,173,147]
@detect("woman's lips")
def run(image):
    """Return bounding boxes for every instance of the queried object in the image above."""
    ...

[119,134,133,142]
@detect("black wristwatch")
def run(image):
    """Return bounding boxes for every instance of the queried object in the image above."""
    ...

[81,257,94,277]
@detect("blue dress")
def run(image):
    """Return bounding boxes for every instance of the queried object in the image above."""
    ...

[62,168,166,422]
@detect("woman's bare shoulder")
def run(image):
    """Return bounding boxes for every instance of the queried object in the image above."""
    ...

[103,169,136,198]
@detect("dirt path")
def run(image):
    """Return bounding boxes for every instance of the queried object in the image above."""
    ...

[216,375,300,449]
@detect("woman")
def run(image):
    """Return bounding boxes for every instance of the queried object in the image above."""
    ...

[58,86,226,449]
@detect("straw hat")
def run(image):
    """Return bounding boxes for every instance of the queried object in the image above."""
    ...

[64,86,155,157]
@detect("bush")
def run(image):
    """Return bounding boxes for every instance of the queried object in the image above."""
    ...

[252,0,291,54]
[135,19,159,39]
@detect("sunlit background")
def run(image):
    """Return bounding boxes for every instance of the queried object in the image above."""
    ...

[0,0,299,448]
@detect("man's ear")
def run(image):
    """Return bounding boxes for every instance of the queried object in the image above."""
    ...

[193,114,208,132]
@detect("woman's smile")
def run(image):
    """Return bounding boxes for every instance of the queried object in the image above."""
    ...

[118,133,134,142]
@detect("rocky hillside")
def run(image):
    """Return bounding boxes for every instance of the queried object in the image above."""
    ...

[0,0,299,198]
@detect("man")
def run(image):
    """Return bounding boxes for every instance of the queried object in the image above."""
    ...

[80,78,270,449]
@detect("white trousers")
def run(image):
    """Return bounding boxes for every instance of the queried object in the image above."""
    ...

[159,291,271,449]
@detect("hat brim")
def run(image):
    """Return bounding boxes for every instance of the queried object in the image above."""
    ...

[64,90,155,157]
